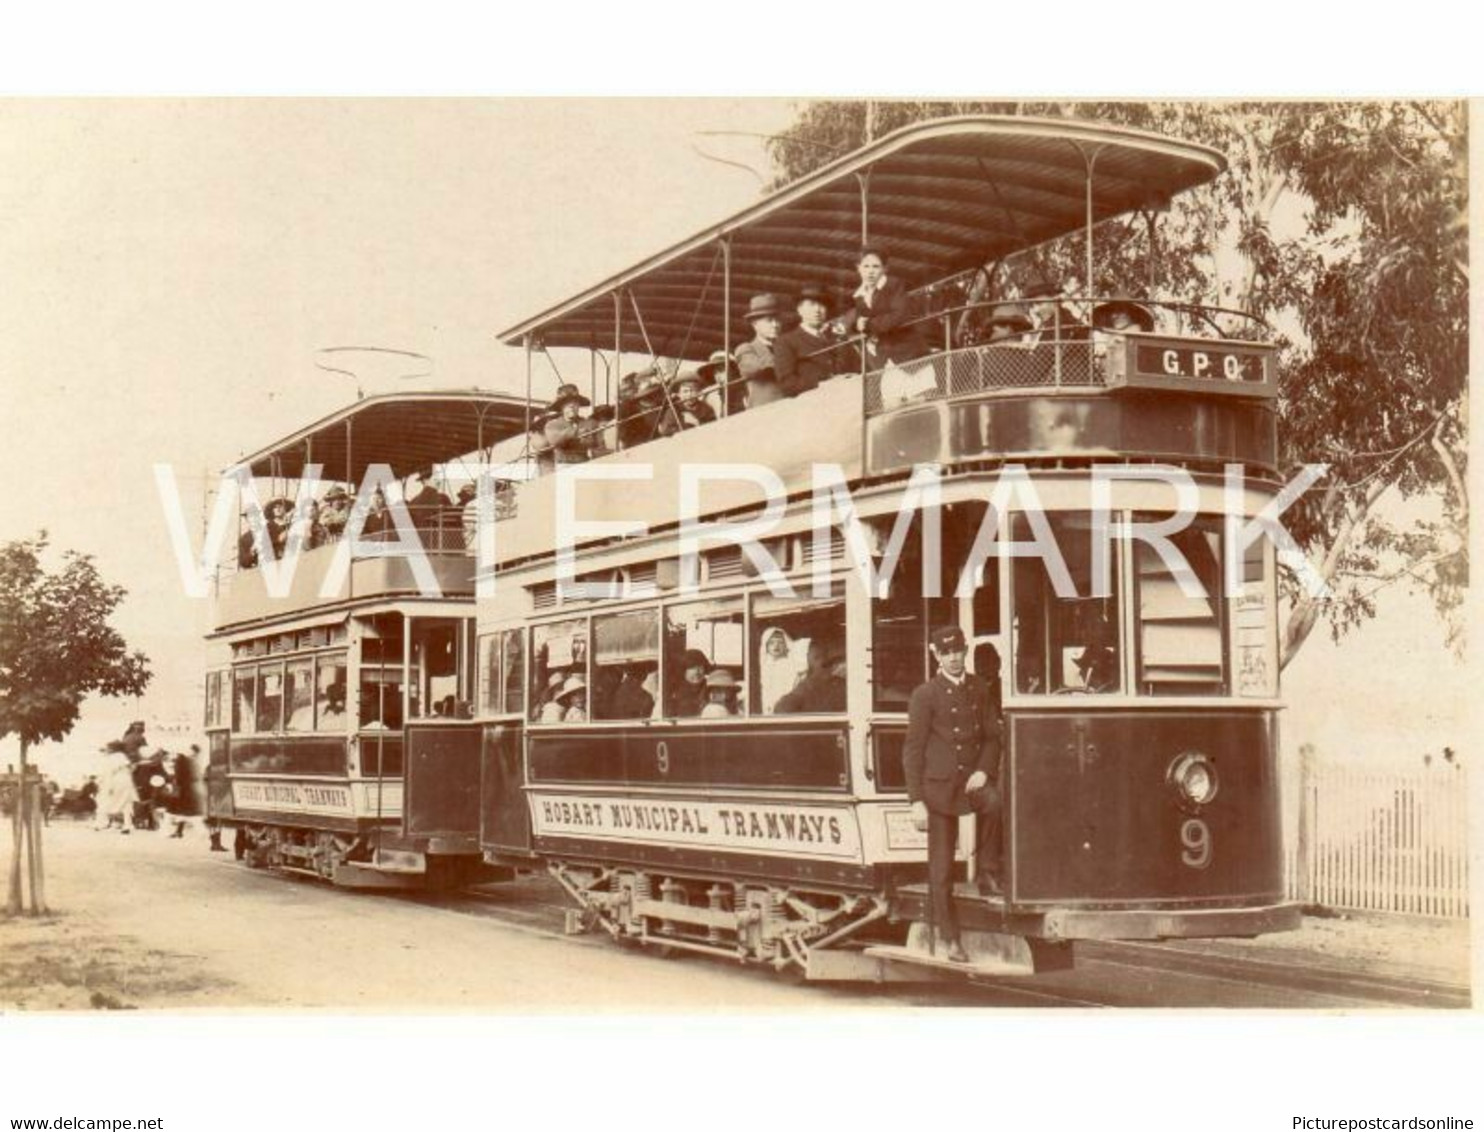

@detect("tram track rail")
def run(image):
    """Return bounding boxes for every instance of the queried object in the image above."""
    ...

[411,881,1465,1009]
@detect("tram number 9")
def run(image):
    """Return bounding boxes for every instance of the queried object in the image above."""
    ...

[1179,818,1212,869]
[656,741,670,776]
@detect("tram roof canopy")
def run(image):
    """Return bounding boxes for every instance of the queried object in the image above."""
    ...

[234,391,532,482]
[498,115,1228,361]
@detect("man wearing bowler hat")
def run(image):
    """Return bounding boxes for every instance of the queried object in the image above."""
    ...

[775,284,843,398]
[903,624,1004,962]
[735,293,786,409]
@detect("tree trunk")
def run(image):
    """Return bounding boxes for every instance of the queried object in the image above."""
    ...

[30,778,47,915]
[7,741,26,915]
[23,779,39,915]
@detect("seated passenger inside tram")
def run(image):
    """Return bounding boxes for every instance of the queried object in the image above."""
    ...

[606,664,656,720]
[774,640,846,714]
[554,675,587,723]
[668,649,711,718]
[699,670,742,718]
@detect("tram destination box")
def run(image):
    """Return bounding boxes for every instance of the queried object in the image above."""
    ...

[1104,335,1276,399]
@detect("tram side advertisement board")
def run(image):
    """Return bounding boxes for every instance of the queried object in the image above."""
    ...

[530,791,864,861]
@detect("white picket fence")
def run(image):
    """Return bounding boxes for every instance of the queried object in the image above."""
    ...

[1284,761,1470,918]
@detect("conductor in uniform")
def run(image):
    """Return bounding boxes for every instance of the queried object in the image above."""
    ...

[903,625,1004,962]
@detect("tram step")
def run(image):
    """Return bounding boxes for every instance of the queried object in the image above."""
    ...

[864,944,1034,979]
[865,923,1038,978]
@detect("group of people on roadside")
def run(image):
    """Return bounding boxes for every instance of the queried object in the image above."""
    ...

[92,722,210,841]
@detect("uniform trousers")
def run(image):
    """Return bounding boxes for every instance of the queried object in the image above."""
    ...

[927,783,1002,943]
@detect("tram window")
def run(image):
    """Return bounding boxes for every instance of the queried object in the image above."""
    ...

[1136,519,1226,695]
[410,619,461,719]
[256,661,285,732]
[870,585,955,713]
[283,658,314,731]
[204,671,222,729]
[502,629,525,717]
[1234,538,1277,698]
[530,618,588,724]
[752,586,846,715]
[592,610,660,720]
[315,653,348,731]
[663,598,744,718]
[358,635,405,730]
[1010,515,1121,694]
[477,633,501,715]
[232,667,256,734]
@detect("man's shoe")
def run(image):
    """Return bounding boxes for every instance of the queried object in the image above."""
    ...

[946,940,970,964]
[977,874,1003,899]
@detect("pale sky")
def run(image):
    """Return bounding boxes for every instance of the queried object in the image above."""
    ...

[0,98,1467,772]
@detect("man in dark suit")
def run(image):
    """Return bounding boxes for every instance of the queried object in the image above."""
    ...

[848,247,929,366]
[903,625,1004,962]
[774,285,844,397]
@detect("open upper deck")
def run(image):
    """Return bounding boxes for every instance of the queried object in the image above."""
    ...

[213,390,530,633]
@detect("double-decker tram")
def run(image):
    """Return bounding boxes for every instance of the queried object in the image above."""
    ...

[476,115,1301,980]
[203,389,529,888]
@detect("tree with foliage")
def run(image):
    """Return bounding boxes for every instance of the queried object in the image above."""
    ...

[767,100,1467,667]
[1,534,151,914]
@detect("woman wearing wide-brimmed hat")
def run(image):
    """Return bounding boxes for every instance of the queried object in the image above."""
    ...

[699,669,742,718]
[555,673,588,723]
[1091,297,1156,334]
[544,383,593,465]
[657,366,716,437]
[698,348,745,416]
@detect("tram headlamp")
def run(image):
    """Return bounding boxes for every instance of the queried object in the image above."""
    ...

[1168,752,1219,808]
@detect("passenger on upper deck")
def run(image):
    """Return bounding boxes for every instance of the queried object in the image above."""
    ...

[1022,277,1090,382]
[584,405,618,457]
[735,294,786,409]
[1022,277,1087,343]
[1091,298,1155,334]
[546,384,593,464]
[266,499,292,558]
[617,369,666,449]
[984,303,1033,343]
[405,467,451,535]
[849,247,928,367]
[528,411,558,475]
[319,485,351,540]
[775,285,844,397]
[657,367,716,436]
[698,350,744,417]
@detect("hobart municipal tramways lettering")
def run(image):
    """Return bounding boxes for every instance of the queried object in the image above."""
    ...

[533,793,860,859]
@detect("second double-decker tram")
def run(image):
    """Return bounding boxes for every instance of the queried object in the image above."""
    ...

[204,390,529,887]
[477,116,1300,979]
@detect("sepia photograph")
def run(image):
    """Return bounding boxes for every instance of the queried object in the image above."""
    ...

[0,25,1477,1126]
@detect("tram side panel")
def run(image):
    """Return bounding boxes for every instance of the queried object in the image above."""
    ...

[480,720,534,858]
[404,722,483,848]
[1006,709,1283,907]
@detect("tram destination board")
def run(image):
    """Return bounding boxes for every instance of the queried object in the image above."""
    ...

[1108,336,1276,399]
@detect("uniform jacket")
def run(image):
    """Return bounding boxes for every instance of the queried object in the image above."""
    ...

[902,671,1001,814]
[774,325,840,397]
